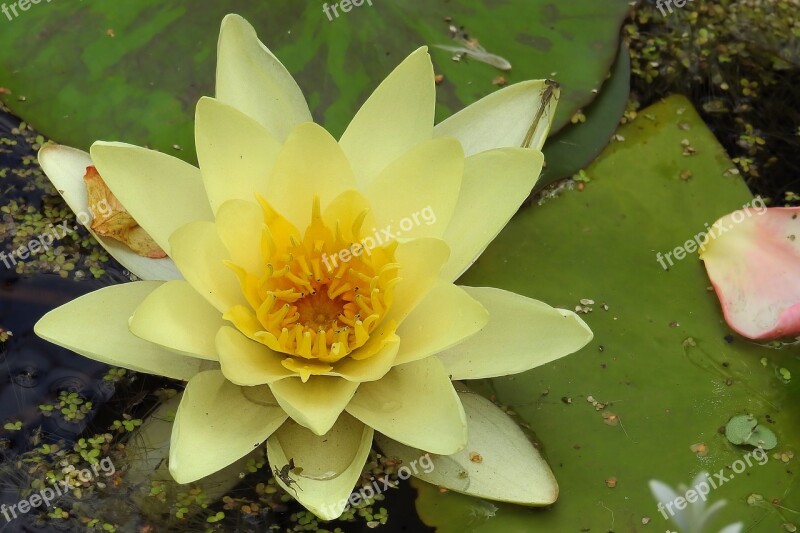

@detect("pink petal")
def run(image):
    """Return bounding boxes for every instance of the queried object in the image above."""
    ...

[700,206,800,340]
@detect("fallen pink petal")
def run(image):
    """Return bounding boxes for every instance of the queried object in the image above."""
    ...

[701,207,800,340]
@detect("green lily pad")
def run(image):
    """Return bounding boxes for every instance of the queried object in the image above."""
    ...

[538,42,631,190]
[415,95,800,531]
[725,414,759,445]
[724,414,777,450]
[745,425,779,451]
[0,0,628,163]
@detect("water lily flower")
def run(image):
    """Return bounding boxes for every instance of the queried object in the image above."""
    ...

[35,14,593,520]
[700,206,800,340]
[650,473,743,533]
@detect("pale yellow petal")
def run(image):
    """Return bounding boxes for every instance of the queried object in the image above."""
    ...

[221,304,257,333]
[169,370,287,483]
[321,189,378,242]
[267,122,357,231]
[269,376,359,436]
[215,199,264,276]
[346,357,467,454]
[433,80,559,155]
[385,238,450,324]
[266,414,372,520]
[394,282,488,365]
[364,138,463,238]
[35,282,207,380]
[129,280,224,361]
[216,14,312,142]
[375,386,558,505]
[216,326,293,385]
[195,97,282,213]
[340,47,435,186]
[37,144,182,281]
[169,221,246,313]
[441,147,543,281]
[90,142,213,255]
[329,334,400,382]
[437,287,593,380]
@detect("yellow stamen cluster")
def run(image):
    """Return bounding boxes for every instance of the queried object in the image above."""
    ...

[225,195,399,373]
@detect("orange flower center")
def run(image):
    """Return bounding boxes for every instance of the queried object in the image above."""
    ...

[224,195,400,375]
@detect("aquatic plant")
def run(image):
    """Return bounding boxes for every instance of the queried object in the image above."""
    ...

[34,13,592,521]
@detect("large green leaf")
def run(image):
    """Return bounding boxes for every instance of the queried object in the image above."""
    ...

[0,0,629,163]
[416,95,800,531]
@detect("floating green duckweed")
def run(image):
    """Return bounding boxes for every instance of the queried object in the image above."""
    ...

[1,102,112,280]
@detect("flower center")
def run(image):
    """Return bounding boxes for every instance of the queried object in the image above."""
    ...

[224,195,399,369]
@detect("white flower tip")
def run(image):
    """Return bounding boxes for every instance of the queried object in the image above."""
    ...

[37,140,58,162]
[221,13,249,30]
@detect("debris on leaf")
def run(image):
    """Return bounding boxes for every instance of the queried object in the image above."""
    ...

[746,493,765,506]
[773,450,794,463]
[586,395,607,411]
[601,411,619,426]
[690,442,709,457]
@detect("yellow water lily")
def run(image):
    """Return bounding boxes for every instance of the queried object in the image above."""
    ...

[35,14,593,520]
